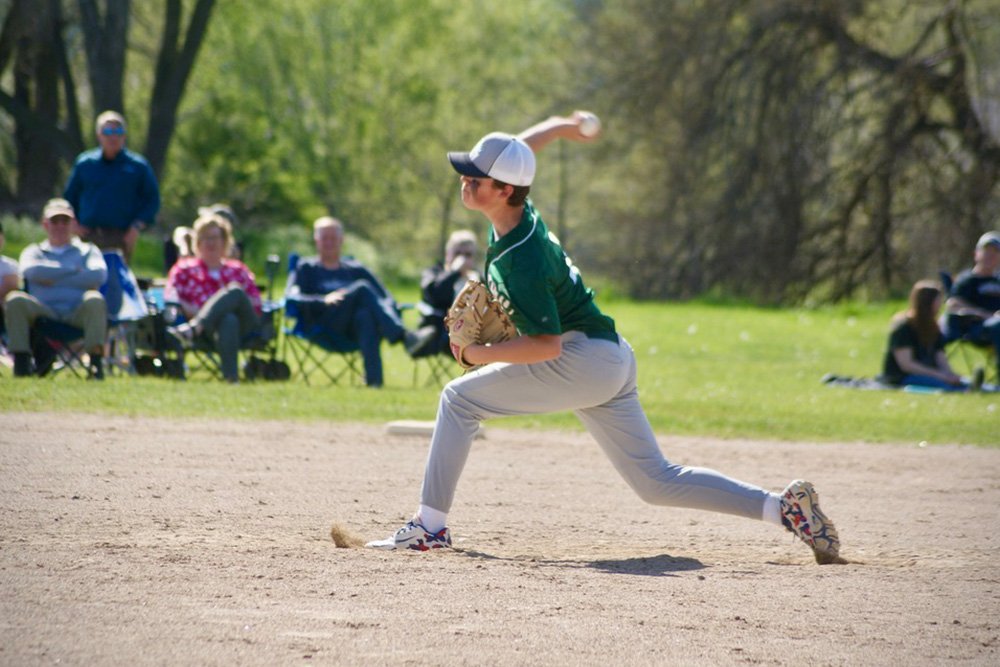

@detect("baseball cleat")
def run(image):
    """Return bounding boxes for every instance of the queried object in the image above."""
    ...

[780,480,841,564]
[365,520,452,551]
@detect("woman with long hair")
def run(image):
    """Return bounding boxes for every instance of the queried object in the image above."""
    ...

[880,280,966,390]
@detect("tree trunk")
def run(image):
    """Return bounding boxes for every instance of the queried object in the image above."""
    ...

[78,0,129,119]
[11,0,63,208]
[144,0,216,180]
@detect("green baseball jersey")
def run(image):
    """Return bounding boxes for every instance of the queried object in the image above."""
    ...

[484,199,616,341]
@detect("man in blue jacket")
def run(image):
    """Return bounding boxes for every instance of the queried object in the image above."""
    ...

[63,111,160,264]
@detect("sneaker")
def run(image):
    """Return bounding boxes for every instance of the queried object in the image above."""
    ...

[780,480,841,564]
[365,520,452,551]
[89,354,105,381]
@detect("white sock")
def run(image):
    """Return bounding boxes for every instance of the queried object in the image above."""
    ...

[762,493,783,527]
[417,505,448,533]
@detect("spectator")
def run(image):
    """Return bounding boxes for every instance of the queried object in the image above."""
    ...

[172,226,195,259]
[164,213,262,383]
[286,216,429,388]
[63,110,160,264]
[197,203,242,259]
[943,231,1000,382]
[881,280,966,391]
[5,199,108,379]
[416,229,480,355]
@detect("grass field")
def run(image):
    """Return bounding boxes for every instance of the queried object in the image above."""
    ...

[2,290,996,447]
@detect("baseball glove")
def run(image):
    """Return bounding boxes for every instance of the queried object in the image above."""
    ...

[444,279,518,369]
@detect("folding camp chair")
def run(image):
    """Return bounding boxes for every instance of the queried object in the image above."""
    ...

[281,253,363,386]
[15,277,96,379]
[940,271,999,385]
[403,302,457,388]
[178,303,286,382]
[943,318,998,384]
[100,250,149,375]
[31,318,89,378]
[153,256,288,382]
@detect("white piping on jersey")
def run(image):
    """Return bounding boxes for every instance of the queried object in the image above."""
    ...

[490,207,538,266]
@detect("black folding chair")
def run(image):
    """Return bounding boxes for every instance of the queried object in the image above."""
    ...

[402,302,457,388]
[940,271,999,384]
[32,318,89,378]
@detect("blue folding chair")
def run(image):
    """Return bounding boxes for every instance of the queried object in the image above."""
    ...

[100,250,149,375]
[281,253,363,386]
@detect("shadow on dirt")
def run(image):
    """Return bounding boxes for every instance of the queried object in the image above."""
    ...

[458,550,706,576]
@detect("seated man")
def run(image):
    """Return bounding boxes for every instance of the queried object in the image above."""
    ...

[5,198,108,378]
[416,229,480,356]
[943,231,1000,380]
[286,216,427,388]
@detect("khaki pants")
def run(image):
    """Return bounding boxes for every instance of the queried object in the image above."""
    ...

[4,290,108,353]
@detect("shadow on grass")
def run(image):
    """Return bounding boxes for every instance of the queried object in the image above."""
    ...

[458,549,706,577]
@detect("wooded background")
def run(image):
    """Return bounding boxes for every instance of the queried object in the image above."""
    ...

[2,0,999,303]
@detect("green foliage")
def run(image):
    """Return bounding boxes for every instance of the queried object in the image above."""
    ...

[0,214,37,260]
[2,298,996,447]
[163,0,578,274]
[4,0,997,307]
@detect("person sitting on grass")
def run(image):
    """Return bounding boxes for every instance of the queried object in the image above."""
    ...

[5,199,108,379]
[164,213,262,383]
[880,279,969,391]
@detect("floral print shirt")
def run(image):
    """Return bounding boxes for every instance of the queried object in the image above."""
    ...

[165,257,261,314]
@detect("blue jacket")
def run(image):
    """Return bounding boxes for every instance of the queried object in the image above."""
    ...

[63,148,160,230]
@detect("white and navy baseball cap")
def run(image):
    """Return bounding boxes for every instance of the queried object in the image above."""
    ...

[448,132,536,187]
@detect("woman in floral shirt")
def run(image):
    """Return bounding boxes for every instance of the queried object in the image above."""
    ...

[165,213,261,382]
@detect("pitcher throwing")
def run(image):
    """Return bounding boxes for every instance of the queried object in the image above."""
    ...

[367,111,841,564]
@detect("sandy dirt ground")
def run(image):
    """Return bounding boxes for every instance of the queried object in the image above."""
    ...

[1,411,998,666]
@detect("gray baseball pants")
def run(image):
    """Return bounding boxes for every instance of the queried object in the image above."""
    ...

[421,332,770,520]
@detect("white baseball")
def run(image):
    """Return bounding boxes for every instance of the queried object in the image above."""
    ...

[579,113,601,138]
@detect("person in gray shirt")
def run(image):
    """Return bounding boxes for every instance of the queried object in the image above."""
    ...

[5,198,108,378]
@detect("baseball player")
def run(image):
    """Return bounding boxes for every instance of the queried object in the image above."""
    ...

[367,111,841,564]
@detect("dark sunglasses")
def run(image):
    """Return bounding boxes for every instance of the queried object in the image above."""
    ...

[100,126,125,136]
[47,216,73,225]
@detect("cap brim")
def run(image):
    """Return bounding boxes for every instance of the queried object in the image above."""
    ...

[448,152,491,179]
